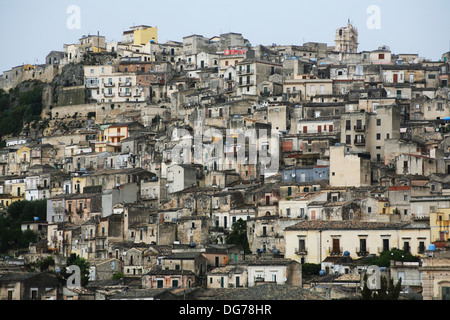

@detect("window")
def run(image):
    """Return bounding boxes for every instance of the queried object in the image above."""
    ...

[355,119,362,130]
[360,238,367,253]
[31,288,38,300]
[419,241,425,254]
[346,120,351,130]
[299,239,306,252]
[376,133,381,140]
[382,239,390,252]
[377,119,381,126]
[403,241,410,253]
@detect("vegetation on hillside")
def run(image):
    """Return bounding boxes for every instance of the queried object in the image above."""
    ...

[0,81,44,142]
[226,218,251,254]
[363,248,420,268]
[0,199,47,254]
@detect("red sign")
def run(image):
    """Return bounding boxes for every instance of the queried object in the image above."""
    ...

[224,49,247,56]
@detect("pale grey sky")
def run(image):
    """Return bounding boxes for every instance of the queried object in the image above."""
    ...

[1,0,449,72]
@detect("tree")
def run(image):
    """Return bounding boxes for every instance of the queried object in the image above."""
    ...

[226,218,251,254]
[38,256,55,272]
[365,248,419,268]
[112,272,125,280]
[7,199,47,222]
[302,263,321,276]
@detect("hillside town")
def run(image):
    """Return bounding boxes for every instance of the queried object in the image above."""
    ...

[0,22,450,301]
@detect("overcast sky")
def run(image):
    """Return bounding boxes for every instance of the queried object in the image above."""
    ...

[0,0,449,72]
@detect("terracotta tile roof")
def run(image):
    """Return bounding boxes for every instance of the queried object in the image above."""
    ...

[389,186,411,191]
[285,220,428,231]
[196,283,325,300]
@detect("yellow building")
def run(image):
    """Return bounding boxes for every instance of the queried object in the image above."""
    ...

[93,124,130,153]
[128,25,158,45]
[430,208,450,242]
[16,145,31,173]
[284,220,430,265]
[72,174,88,194]
[4,176,26,203]
[23,64,35,71]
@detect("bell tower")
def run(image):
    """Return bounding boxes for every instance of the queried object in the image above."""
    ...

[335,20,358,53]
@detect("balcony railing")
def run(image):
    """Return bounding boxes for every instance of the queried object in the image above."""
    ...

[238,81,254,87]
[119,82,132,87]
[328,247,343,256]
[104,82,115,87]
[237,69,253,75]
[354,125,366,132]
[295,248,308,255]
[356,248,369,256]
[108,132,126,138]
[86,83,99,89]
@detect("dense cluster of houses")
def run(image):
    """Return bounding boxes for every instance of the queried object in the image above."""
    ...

[1,23,450,301]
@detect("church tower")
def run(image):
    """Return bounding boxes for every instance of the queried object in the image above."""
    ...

[335,21,358,53]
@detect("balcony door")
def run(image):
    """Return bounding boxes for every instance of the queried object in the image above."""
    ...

[332,238,340,254]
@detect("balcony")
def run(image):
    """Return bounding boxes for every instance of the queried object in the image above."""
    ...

[107,142,122,147]
[119,82,132,87]
[354,138,366,146]
[354,125,366,132]
[356,248,369,256]
[295,248,308,255]
[119,92,131,97]
[238,81,254,87]
[237,69,253,75]
[104,93,115,98]
[86,83,99,89]
[104,82,115,87]
[108,132,126,138]
[328,247,343,256]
